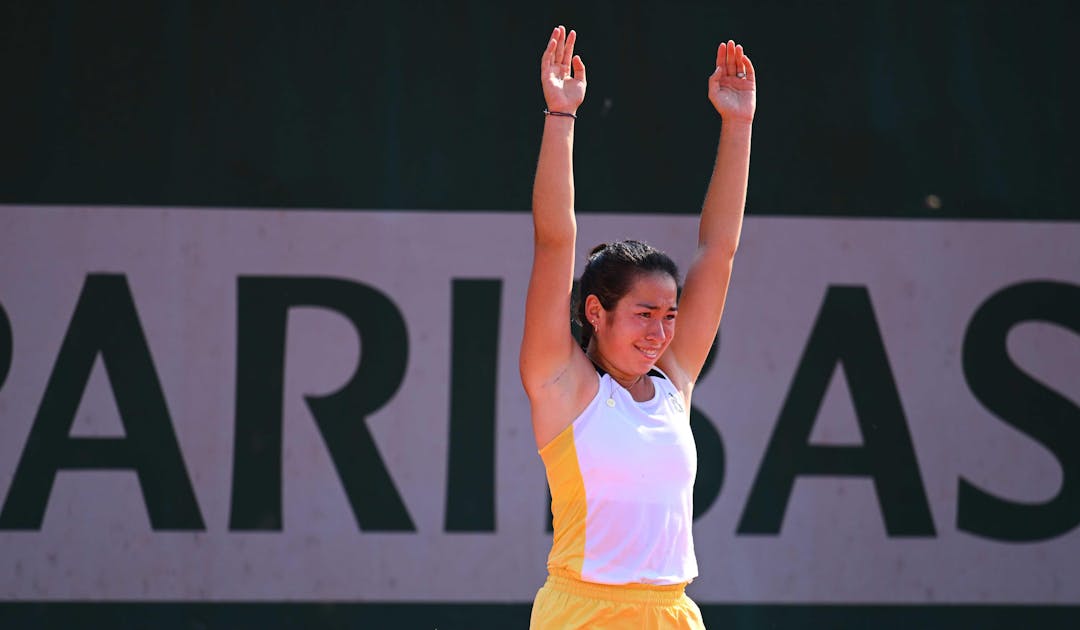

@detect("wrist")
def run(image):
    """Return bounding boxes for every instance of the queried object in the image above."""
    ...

[544,108,578,119]
[720,115,753,127]
[720,117,753,139]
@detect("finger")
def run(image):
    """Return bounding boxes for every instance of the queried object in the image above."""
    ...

[743,54,756,81]
[555,25,566,70]
[541,27,558,70]
[564,29,577,68]
[716,42,727,77]
[735,44,745,76]
[725,39,737,76]
[545,26,559,48]
[541,33,557,68]
[572,54,586,83]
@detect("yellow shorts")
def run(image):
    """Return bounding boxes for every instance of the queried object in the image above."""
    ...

[529,573,705,630]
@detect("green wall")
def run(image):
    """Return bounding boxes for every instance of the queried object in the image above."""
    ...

[1,0,1073,219]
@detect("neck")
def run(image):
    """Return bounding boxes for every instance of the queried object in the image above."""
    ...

[587,348,645,390]
[614,373,644,390]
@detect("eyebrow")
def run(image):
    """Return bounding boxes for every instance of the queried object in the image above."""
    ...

[635,303,678,311]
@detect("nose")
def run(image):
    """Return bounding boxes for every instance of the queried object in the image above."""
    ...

[646,317,666,341]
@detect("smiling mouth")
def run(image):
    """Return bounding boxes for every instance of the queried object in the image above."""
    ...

[636,346,661,359]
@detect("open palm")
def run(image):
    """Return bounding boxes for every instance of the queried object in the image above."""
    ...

[708,40,756,122]
[540,26,587,114]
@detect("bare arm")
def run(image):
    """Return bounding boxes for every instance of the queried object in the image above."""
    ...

[663,41,756,386]
[520,27,592,430]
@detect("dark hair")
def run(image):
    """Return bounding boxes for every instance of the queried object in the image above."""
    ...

[575,239,680,350]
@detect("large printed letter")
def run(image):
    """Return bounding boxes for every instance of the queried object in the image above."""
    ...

[444,279,501,532]
[960,281,1080,541]
[692,337,726,520]
[0,301,10,391]
[230,276,413,531]
[0,274,204,530]
[738,286,934,536]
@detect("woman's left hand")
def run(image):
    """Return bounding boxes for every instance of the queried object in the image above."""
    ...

[708,40,756,123]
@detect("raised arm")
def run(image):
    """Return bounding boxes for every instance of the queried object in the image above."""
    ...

[520,26,588,395]
[663,41,756,386]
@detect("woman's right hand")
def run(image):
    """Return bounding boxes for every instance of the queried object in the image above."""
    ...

[540,25,586,115]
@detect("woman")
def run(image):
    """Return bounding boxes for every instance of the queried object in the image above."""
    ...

[520,24,755,629]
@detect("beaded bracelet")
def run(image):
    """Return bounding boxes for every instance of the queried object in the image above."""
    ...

[543,109,577,119]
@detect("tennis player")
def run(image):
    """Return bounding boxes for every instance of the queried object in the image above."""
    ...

[520,24,755,629]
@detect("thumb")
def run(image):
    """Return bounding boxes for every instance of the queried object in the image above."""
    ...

[572,55,587,83]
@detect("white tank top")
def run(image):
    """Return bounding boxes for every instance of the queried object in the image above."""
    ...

[539,366,698,585]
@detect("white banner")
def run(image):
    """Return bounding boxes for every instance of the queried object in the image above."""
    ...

[0,206,1078,603]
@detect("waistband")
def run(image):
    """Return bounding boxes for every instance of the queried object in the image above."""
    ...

[543,570,688,604]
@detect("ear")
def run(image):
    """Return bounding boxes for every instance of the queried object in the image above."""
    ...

[584,294,603,328]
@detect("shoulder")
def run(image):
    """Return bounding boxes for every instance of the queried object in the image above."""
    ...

[528,348,603,450]
[655,351,694,400]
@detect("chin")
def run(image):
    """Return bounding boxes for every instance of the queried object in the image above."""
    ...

[632,348,663,370]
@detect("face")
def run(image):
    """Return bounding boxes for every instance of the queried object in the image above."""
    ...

[587,272,678,376]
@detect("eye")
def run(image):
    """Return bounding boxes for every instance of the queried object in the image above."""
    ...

[665,313,677,321]
[638,312,651,319]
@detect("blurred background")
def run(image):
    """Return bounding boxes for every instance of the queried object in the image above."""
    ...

[1,0,1074,218]
[1,1,1078,628]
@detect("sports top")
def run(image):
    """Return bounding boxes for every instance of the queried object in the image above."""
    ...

[539,365,698,585]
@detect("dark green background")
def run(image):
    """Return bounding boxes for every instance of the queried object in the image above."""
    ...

[1,0,1075,218]
[1,1,1077,627]
[2,602,1080,629]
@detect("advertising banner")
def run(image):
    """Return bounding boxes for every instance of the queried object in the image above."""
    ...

[1,206,1077,603]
